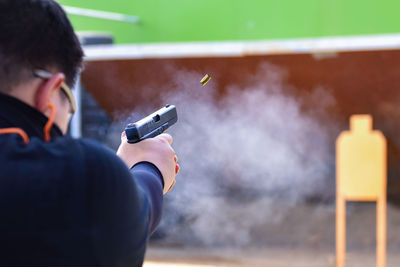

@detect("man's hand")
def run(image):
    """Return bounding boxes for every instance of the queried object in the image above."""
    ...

[117,132,179,194]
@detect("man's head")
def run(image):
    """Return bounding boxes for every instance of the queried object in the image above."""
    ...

[0,0,84,133]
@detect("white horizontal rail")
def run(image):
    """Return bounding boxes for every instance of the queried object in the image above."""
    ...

[83,34,400,61]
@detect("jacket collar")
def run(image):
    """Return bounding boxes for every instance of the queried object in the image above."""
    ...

[0,92,63,141]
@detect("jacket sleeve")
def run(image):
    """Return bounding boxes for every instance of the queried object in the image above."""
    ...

[131,162,164,233]
[80,139,164,267]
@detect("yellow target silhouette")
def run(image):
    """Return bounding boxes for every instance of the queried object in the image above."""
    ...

[336,115,387,267]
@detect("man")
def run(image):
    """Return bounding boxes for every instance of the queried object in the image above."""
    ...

[0,0,179,266]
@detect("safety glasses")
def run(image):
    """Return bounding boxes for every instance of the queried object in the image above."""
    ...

[33,69,76,114]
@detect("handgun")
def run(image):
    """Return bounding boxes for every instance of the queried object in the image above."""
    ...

[124,104,178,144]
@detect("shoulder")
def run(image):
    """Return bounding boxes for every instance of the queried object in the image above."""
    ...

[66,137,131,179]
[31,136,131,182]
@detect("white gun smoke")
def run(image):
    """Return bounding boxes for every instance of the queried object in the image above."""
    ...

[152,63,339,247]
[109,63,339,247]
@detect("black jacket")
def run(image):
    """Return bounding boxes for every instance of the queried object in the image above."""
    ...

[0,93,164,266]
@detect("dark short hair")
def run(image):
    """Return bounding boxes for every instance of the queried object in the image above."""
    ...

[0,0,84,90]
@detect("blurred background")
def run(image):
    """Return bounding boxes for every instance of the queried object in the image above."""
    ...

[57,0,400,266]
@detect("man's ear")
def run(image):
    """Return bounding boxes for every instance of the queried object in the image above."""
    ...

[35,73,66,112]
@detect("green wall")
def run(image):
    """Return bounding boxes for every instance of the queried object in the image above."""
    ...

[57,0,400,44]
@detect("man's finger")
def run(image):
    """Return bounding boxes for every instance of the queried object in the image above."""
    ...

[121,131,127,141]
[157,133,173,145]
[168,180,176,192]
